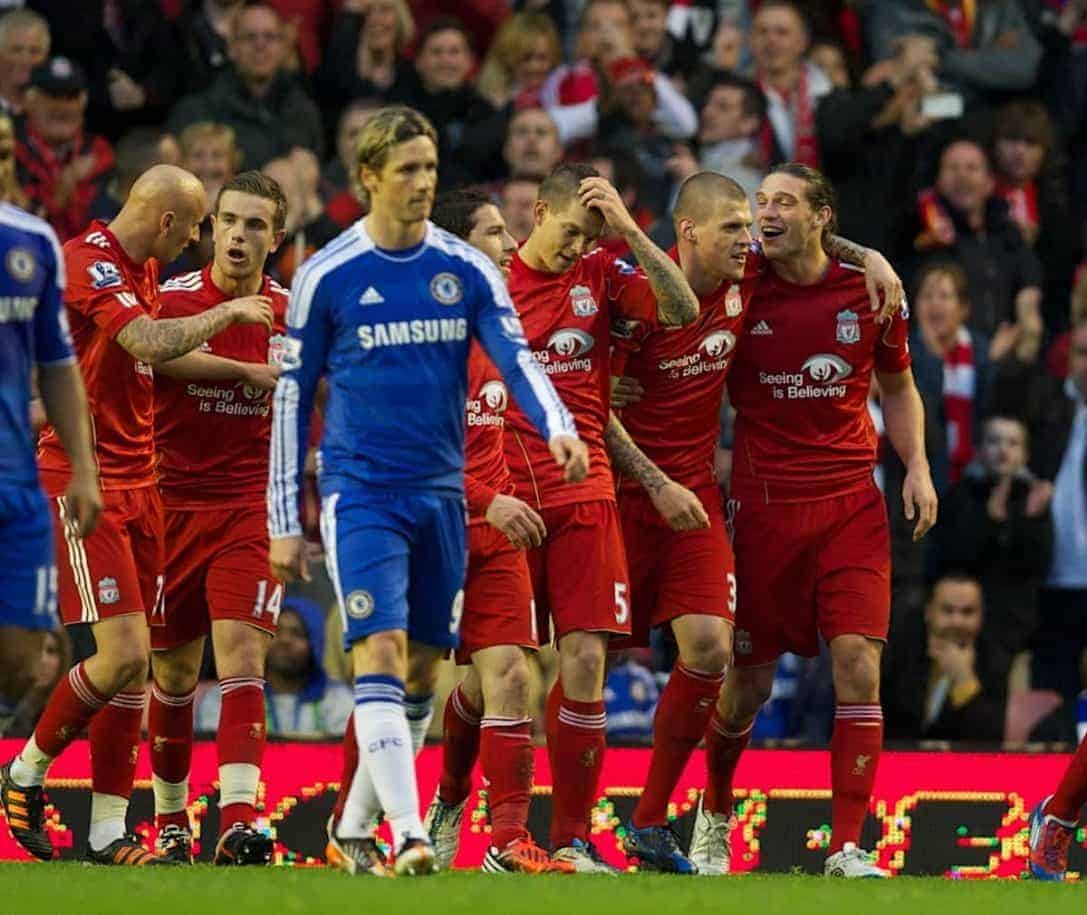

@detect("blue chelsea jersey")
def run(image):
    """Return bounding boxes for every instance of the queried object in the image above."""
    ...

[0,204,73,489]
[269,220,575,538]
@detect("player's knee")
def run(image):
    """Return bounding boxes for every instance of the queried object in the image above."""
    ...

[355,631,407,677]
[719,668,773,724]
[151,654,200,695]
[681,633,730,675]
[492,654,531,710]
[831,638,881,702]
[109,644,151,685]
[561,636,606,691]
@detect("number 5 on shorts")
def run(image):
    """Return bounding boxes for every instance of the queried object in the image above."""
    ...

[614,582,629,625]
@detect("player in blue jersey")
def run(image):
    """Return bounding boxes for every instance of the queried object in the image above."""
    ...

[0,202,101,738]
[268,107,586,877]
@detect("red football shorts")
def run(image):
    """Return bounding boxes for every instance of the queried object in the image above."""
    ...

[454,522,538,665]
[51,486,164,626]
[614,485,736,649]
[727,482,891,668]
[528,499,631,644]
[151,503,281,651]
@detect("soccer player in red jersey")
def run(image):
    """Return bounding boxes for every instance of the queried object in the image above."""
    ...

[0,165,274,866]
[690,164,938,878]
[502,163,699,871]
[146,171,290,866]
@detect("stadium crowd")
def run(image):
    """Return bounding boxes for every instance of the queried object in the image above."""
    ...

[0,0,1086,879]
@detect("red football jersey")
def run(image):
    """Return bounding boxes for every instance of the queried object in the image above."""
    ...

[464,342,514,525]
[503,247,658,509]
[37,221,160,494]
[612,249,751,491]
[154,267,288,509]
[727,258,911,503]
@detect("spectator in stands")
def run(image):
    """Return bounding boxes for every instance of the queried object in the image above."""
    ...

[263,150,339,285]
[196,599,353,737]
[502,106,564,181]
[177,0,242,95]
[318,0,414,112]
[865,0,1042,109]
[88,128,181,222]
[323,99,380,229]
[929,415,1054,680]
[808,39,851,90]
[1039,0,1087,224]
[587,145,655,255]
[1030,318,1087,703]
[499,176,538,242]
[604,650,659,742]
[883,573,1006,742]
[539,0,696,146]
[913,139,1045,352]
[746,0,831,167]
[0,8,49,117]
[991,100,1079,330]
[168,2,324,169]
[0,111,24,208]
[476,12,562,109]
[16,56,113,241]
[629,0,679,76]
[390,17,495,188]
[666,74,766,206]
[817,30,941,254]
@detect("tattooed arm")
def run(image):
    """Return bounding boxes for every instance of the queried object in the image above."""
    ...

[578,177,699,326]
[823,234,904,321]
[114,294,274,364]
[605,412,709,532]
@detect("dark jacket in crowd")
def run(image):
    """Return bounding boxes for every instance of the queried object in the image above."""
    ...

[168,68,325,170]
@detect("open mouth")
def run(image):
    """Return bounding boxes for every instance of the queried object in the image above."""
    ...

[761,226,785,241]
[226,247,247,264]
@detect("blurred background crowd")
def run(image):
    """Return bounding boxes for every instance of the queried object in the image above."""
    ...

[5,0,1087,750]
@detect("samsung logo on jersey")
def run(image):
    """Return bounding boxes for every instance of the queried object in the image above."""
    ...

[357,318,468,351]
[0,296,37,322]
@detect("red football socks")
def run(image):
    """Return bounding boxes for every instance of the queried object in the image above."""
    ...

[332,713,358,825]
[480,716,534,849]
[438,683,482,806]
[633,664,724,828]
[31,662,108,758]
[830,703,883,853]
[547,682,606,850]
[216,677,266,830]
[703,709,752,816]
[89,690,145,800]
[148,681,196,830]
[1047,733,1087,823]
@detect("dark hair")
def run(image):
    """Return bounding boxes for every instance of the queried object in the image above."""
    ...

[754,0,810,34]
[418,15,472,52]
[215,169,288,232]
[114,128,171,184]
[768,162,837,237]
[914,259,970,314]
[984,413,1030,450]
[994,100,1053,155]
[588,145,643,195]
[701,73,767,123]
[926,571,983,606]
[432,187,494,239]
[539,162,599,209]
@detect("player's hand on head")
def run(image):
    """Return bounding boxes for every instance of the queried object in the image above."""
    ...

[65,470,103,538]
[863,251,904,323]
[650,480,710,532]
[240,362,281,392]
[578,177,637,235]
[226,295,275,330]
[270,535,310,583]
[902,463,938,541]
[485,493,547,550]
[610,375,644,409]
[550,434,589,483]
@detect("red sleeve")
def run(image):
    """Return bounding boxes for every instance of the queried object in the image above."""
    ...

[65,253,144,339]
[875,303,912,374]
[464,474,498,516]
[603,255,659,326]
[609,314,651,376]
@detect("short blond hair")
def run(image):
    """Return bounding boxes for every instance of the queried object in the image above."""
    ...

[353,106,438,203]
[0,8,49,48]
[179,121,242,169]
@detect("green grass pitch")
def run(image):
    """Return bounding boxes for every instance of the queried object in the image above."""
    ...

[0,864,1079,915]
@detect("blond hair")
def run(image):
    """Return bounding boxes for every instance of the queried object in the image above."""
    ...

[0,8,49,48]
[178,121,242,170]
[352,106,438,204]
[476,12,560,106]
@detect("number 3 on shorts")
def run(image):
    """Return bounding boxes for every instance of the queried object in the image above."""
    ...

[614,582,629,625]
[726,572,737,616]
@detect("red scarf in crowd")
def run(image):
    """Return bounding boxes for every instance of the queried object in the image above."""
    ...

[926,0,976,48]
[758,63,819,168]
[944,326,976,483]
[995,177,1039,239]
